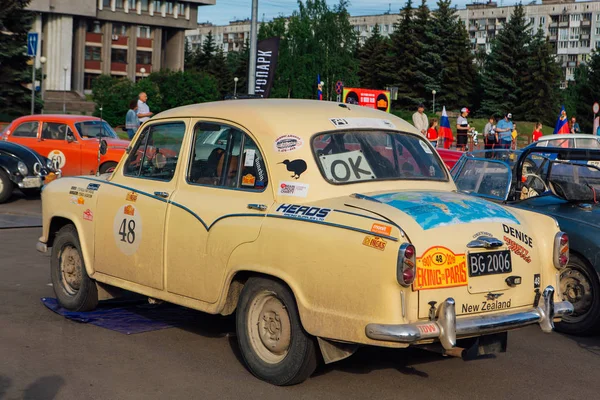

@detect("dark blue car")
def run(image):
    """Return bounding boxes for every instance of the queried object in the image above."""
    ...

[452,147,600,335]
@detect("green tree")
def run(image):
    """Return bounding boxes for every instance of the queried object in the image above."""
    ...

[0,0,40,118]
[198,30,217,70]
[562,51,600,132]
[480,4,531,118]
[412,0,435,103]
[207,48,233,98]
[92,75,136,127]
[388,0,420,107]
[357,24,390,89]
[520,27,562,124]
[227,39,249,95]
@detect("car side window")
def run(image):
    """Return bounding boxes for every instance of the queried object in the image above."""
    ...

[188,122,268,190]
[41,123,70,140]
[12,122,39,138]
[123,122,185,182]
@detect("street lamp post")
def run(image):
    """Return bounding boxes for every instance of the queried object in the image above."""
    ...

[247,0,258,95]
[140,67,146,79]
[40,56,47,114]
[62,65,68,114]
[234,77,238,97]
[432,90,437,115]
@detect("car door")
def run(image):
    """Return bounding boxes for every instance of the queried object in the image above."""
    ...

[93,120,187,290]
[164,120,273,303]
[35,121,82,175]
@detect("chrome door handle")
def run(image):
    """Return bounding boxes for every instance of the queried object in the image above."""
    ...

[154,191,169,199]
[247,203,267,211]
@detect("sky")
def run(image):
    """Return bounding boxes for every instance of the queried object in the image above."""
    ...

[197,0,528,25]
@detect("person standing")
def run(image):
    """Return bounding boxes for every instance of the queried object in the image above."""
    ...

[456,107,472,151]
[125,100,139,140]
[412,103,428,137]
[511,123,518,150]
[483,116,497,153]
[136,92,153,123]
[570,116,580,133]
[427,119,438,147]
[532,122,543,142]
[496,113,514,149]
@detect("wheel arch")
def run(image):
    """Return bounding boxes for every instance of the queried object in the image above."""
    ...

[46,214,96,277]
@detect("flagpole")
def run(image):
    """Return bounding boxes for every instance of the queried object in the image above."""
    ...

[248,0,258,95]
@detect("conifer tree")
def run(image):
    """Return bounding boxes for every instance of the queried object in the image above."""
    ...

[480,4,531,118]
[198,31,217,70]
[357,24,390,89]
[207,48,233,98]
[412,0,434,104]
[562,51,600,132]
[520,27,562,124]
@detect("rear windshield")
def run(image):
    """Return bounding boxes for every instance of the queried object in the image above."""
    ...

[75,120,118,139]
[312,130,448,184]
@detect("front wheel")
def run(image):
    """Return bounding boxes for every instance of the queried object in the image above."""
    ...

[51,224,98,311]
[236,277,318,385]
[556,254,600,336]
[0,169,13,203]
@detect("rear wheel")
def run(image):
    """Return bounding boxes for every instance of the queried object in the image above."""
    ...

[556,254,600,336]
[51,224,98,311]
[0,170,13,203]
[99,161,118,174]
[236,277,318,385]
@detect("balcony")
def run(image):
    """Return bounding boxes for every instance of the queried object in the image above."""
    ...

[567,61,577,67]
[582,20,591,27]
[84,60,101,70]
[469,25,477,31]
[136,37,153,48]
[582,34,590,40]
[110,62,127,72]
[85,32,102,43]
[549,35,557,41]
[111,35,128,46]
[550,22,558,28]
[136,64,151,73]
[559,21,569,28]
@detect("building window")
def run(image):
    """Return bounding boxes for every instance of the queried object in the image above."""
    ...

[166,1,173,14]
[87,20,102,33]
[580,40,590,47]
[85,46,102,61]
[153,0,161,12]
[570,27,580,40]
[112,24,127,36]
[582,54,589,62]
[529,17,535,26]
[138,25,152,38]
[178,2,184,15]
[141,0,148,11]
[102,0,111,7]
[111,48,128,63]
[559,41,568,49]
[84,74,99,90]
[116,0,124,9]
[570,14,580,22]
[596,41,600,48]
[128,0,137,10]
[569,41,578,48]
[540,16,545,25]
[136,51,152,64]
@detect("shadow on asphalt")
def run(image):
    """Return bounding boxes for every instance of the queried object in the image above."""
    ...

[559,333,600,356]
[3,191,40,204]
[0,374,65,400]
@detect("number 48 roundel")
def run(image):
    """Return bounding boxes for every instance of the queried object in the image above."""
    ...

[113,204,143,256]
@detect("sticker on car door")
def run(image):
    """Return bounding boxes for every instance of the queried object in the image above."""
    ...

[113,204,143,255]
[48,149,66,169]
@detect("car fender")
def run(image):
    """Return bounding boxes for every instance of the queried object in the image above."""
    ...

[0,157,20,184]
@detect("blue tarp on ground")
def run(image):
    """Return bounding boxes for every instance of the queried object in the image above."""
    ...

[41,297,200,335]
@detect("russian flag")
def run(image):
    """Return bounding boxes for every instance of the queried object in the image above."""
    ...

[439,106,453,149]
[553,105,570,134]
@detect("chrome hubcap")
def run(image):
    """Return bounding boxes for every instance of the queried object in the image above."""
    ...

[247,291,291,364]
[60,245,82,295]
[561,268,593,320]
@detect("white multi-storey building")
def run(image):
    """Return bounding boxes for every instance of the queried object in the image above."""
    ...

[187,0,600,86]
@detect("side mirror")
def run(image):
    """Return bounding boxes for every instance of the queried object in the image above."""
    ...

[100,139,108,155]
[66,132,74,143]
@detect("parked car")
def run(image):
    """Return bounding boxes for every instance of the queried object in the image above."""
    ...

[531,133,600,149]
[38,100,572,385]
[437,148,463,169]
[1,115,129,176]
[0,140,60,203]
[452,147,600,335]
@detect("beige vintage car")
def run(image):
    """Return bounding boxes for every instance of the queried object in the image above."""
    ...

[38,100,573,385]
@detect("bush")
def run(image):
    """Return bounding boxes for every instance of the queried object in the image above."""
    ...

[92,70,220,127]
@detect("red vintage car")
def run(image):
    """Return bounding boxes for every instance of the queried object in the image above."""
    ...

[437,148,462,169]
[1,115,129,176]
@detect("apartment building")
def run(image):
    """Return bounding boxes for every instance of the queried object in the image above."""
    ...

[186,19,252,54]
[27,0,215,95]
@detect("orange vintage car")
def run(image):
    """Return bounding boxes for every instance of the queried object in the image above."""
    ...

[1,115,130,176]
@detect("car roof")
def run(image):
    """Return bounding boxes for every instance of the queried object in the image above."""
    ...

[10,115,101,124]
[152,99,418,139]
[537,134,597,140]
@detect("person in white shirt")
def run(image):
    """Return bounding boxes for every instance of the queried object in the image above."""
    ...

[412,103,428,137]
[136,92,153,123]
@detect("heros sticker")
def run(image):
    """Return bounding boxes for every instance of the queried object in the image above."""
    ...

[274,135,304,153]
[113,204,142,256]
[278,181,309,198]
[275,203,331,222]
[362,235,387,251]
[413,247,468,291]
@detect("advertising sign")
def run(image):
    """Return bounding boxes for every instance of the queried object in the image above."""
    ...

[342,88,391,113]
[254,37,280,98]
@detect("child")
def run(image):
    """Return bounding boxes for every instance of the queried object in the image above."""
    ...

[125,100,139,140]
[511,123,518,150]
[427,119,439,147]
[532,122,543,142]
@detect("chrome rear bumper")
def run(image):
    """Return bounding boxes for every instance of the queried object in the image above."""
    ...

[366,286,573,351]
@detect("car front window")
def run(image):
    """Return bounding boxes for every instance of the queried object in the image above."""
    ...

[453,158,512,201]
[75,121,118,139]
[312,130,447,184]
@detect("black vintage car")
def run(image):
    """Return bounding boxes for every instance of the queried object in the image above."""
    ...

[452,147,600,335]
[0,140,60,203]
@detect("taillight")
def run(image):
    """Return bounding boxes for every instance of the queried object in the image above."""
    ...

[398,243,416,287]
[554,232,569,269]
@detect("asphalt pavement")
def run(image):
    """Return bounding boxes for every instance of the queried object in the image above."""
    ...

[1,198,600,399]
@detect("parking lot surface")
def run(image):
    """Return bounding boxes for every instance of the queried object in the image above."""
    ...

[1,198,600,399]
